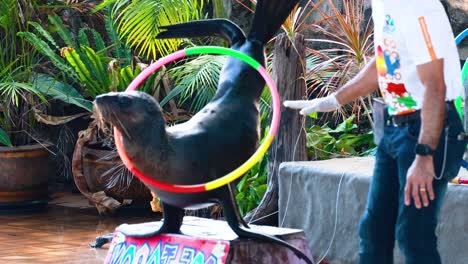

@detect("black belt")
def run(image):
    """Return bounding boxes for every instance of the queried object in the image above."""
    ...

[387,100,455,127]
[389,110,421,126]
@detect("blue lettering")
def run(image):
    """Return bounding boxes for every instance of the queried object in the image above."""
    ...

[179,247,196,264]
[109,243,126,264]
[118,244,136,264]
[161,243,179,264]
[146,241,161,264]
[134,243,151,264]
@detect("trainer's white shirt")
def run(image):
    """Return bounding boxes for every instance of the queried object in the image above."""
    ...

[372,0,463,115]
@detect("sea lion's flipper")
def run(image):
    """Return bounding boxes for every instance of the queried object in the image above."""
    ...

[90,233,114,248]
[247,0,299,44]
[116,202,184,237]
[224,184,249,228]
[157,19,246,45]
[218,192,313,264]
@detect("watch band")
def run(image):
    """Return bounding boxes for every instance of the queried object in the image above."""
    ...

[415,143,435,156]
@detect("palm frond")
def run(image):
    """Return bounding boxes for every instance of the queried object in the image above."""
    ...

[110,0,205,59]
[165,54,224,112]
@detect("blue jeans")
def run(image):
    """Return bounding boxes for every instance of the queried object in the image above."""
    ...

[358,103,466,264]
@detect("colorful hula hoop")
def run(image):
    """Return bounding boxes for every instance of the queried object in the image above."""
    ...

[114,46,280,193]
[454,28,468,120]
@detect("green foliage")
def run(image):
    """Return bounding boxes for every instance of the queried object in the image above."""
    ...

[0,0,51,146]
[31,74,92,112]
[305,0,375,124]
[163,55,225,112]
[20,13,159,110]
[235,155,268,217]
[306,115,376,160]
[236,112,270,217]
[0,128,12,147]
[17,31,78,80]
[97,0,206,59]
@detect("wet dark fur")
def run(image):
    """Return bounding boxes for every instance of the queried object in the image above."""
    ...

[92,1,312,263]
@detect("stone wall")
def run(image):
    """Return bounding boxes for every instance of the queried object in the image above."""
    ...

[278,157,468,264]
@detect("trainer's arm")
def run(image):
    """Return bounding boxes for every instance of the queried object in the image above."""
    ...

[283,57,379,114]
[335,57,379,104]
[404,58,446,209]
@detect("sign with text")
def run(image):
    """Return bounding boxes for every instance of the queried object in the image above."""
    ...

[104,232,230,264]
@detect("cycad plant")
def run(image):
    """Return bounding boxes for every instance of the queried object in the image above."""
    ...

[19,12,166,148]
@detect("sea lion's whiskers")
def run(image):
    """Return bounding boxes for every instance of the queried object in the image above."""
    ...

[104,162,134,190]
[111,111,131,139]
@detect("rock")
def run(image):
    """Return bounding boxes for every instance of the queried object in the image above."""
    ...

[440,0,468,35]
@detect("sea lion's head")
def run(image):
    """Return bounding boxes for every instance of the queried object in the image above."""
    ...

[93,91,165,139]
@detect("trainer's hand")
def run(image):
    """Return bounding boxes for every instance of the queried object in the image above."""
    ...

[283,94,341,115]
[404,156,435,209]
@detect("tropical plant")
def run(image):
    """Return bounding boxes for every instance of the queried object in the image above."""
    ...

[19,12,168,112]
[235,111,270,216]
[306,115,376,160]
[304,0,375,125]
[0,0,52,146]
[162,55,225,112]
[94,0,212,59]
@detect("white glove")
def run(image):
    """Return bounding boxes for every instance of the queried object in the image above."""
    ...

[283,93,341,115]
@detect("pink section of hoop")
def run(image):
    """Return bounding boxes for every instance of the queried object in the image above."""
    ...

[257,66,280,136]
[126,50,187,92]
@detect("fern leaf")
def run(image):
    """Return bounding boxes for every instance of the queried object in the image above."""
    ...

[48,15,75,48]
[78,28,91,47]
[93,0,118,13]
[119,65,134,88]
[91,29,106,52]
[28,21,59,49]
[105,7,131,63]
[82,46,109,90]
[17,32,78,81]
[63,48,101,96]
[111,0,203,59]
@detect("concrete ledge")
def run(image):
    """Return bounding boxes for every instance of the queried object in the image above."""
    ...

[278,157,468,264]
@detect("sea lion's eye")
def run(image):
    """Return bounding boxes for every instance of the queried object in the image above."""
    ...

[118,96,131,107]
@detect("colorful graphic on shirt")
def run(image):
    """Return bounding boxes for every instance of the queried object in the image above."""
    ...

[377,14,417,115]
[386,83,407,97]
[383,15,395,33]
[397,96,417,108]
[377,46,400,77]
[376,46,387,77]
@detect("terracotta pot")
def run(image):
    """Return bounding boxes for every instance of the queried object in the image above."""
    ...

[0,143,52,209]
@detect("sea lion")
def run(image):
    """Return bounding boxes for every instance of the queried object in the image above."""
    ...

[93,0,312,263]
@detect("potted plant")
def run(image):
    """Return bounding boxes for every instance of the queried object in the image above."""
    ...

[19,11,158,215]
[0,0,55,211]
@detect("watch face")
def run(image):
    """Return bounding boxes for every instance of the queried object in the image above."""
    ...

[415,144,435,156]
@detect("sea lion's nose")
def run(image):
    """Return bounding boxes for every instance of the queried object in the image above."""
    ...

[95,93,118,107]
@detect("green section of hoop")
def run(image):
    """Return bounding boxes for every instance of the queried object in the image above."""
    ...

[185,46,261,69]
